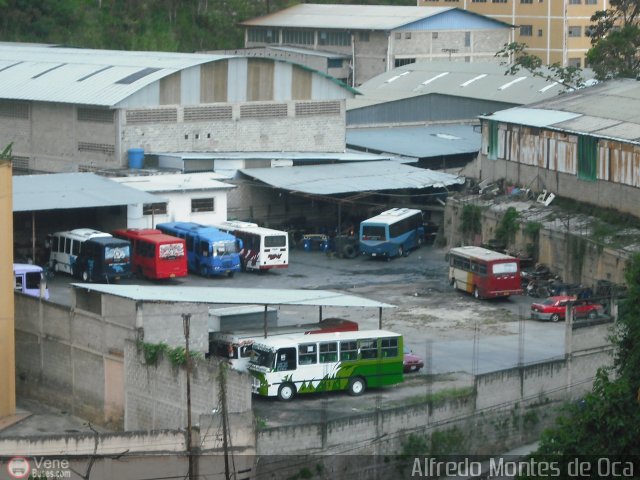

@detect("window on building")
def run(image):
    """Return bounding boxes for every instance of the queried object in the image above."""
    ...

[395,32,401,40]
[568,57,582,68]
[432,32,438,39]
[358,31,369,42]
[568,26,582,37]
[282,29,313,45]
[538,29,543,37]
[585,0,597,4]
[327,58,343,69]
[395,58,416,67]
[318,31,351,46]
[521,0,533,3]
[405,32,412,39]
[520,25,533,36]
[464,31,471,47]
[247,28,276,44]
[471,0,487,3]
[492,0,507,3]
[569,0,581,4]
[143,202,168,216]
[191,198,214,213]
[577,135,598,181]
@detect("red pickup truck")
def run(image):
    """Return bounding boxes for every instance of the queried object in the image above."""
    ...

[530,295,603,322]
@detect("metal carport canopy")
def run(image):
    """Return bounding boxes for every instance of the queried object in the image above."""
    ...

[71,284,395,308]
[239,160,465,195]
[13,172,162,212]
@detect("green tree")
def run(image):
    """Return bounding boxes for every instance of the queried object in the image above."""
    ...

[586,0,640,80]
[519,253,640,479]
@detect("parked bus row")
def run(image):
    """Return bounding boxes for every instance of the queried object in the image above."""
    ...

[44,221,289,283]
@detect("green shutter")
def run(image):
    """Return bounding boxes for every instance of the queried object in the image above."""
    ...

[487,120,499,160]
[577,135,598,181]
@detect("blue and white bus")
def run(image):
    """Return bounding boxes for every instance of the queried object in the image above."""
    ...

[156,222,242,277]
[359,208,424,259]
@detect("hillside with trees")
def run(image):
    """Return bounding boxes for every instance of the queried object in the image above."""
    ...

[0,0,414,52]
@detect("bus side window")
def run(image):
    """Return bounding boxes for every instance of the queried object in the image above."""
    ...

[340,340,358,361]
[200,241,209,257]
[64,237,71,255]
[276,348,296,371]
[319,342,338,363]
[51,236,59,252]
[381,338,398,358]
[72,239,80,256]
[298,343,317,365]
[359,339,378,359]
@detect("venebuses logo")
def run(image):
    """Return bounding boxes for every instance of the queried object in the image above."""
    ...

[7,457,30,479]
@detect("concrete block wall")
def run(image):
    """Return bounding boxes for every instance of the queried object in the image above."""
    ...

[138,302,209,353]
[123,341,251,431]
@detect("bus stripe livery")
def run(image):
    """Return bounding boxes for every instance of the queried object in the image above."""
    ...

[113,228,188,280]
[248,330,403,400]
[156,222,241,277]
[208,220,288,271]
[448,246,523,299]
[359,208,424,259]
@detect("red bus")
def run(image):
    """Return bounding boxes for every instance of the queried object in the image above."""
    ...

[113,229,187,280]
[447,246,522,299]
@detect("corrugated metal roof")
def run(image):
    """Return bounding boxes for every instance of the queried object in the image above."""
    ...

[348,61,595,110]
[241,4,475,30]
[239,161,464,195]
[483,79,640,143]
[71,284,394,308]
[480,108,582,128]
[110,172,235,193]
[0,43,235,106]
[157,151,398,162]
[346,124,480,158]
[13,173,161,212]
[267,46,350,59]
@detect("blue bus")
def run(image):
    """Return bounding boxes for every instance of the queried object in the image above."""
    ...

[156,222,242,277]
[359,208,424,259]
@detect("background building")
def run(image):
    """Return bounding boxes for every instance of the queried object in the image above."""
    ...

[0,43,356,174]
[419,0,604,68]
[474,79,640,216]
[240,4,513,86]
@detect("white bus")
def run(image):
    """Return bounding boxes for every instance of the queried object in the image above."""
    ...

[209,220,288,271]
[249,329,404,401]
[209,318,359,371]
[48,228,111,275]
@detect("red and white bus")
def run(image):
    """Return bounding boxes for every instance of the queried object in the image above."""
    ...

[448,246,522,299]
[209,220,289,271]
[113,228,187,280]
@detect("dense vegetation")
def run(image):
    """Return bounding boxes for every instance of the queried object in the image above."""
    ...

[0,0,413,52]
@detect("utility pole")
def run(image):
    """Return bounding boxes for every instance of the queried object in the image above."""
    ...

[219,364,233,480]
[183,313,195,480]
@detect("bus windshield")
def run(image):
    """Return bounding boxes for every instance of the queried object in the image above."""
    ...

[213,240,238,255]
[251,347,275,369]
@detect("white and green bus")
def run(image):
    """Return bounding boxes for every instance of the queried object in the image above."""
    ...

[248,330,404,401]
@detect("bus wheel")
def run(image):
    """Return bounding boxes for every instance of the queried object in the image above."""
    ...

[277,383,296,401]
[397,246,404,257]
[347,377,366,396]
[81,270,90,282]
[342,244,357,259]
[473,287,480,299]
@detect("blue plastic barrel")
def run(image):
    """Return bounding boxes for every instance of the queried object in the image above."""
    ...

[128,148,145,169]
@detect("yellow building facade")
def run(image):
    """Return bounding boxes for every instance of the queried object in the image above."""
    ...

[0,158,15,418]
[419,0,606,67]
